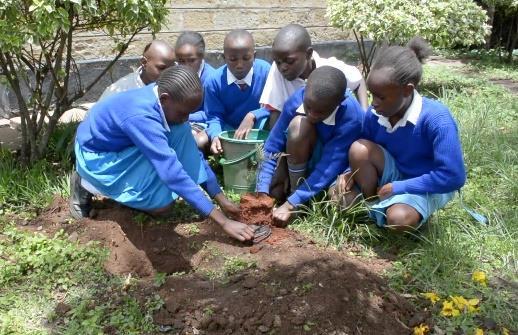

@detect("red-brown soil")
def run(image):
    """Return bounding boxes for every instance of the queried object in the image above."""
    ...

[21,196,416,334]
[237,193,275,226]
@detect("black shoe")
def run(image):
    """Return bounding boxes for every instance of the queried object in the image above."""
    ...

[69,171,92,219]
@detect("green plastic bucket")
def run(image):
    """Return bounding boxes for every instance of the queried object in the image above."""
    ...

[219,130,269,194]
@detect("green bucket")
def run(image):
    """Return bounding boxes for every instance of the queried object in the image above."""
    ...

[219,130,269,194]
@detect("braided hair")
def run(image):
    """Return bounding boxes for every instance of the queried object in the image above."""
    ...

[157,65,202,102]
[306,66,347,102]
[370,37,432,86]
[175,31,206,56]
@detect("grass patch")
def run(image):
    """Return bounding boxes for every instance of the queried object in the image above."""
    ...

[0,220,160,334]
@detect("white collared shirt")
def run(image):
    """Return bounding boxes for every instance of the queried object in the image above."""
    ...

[153,85,170,132]
[296,103,338,126]
[374,90,422,133]
[99,66,145,101]
[227,66,254,88]
[259,51,363,111]
[198,59,205,78]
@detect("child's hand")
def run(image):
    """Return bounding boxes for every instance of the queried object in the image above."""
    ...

[273,201,295,227]
[215,193,241,219]
[210,137,223,155]
[209,208,253,242]
[336,171,355,194]
[221,219,254,241]
[234,112,255,140]
[377,183,393,200]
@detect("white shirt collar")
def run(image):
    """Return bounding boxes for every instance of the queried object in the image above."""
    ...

[296,103,338,126]
[374,90,422,133]
[197,60,205,78]
[227,66,254,87]
[136,66,145,87]
[153,85,170,132]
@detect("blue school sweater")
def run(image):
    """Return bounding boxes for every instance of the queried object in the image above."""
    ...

[204,59,271,139]
[76,84,221,216]
[256,88,364,206]
[189,62,216,123]
[363,97,466,194]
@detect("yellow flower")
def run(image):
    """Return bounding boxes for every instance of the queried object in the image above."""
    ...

[472,270,488,286]
[413,323,430,335]
[451,296,468,310]
[474,328,484,335]
[441,300,461,317]
[467,298,480,313]
[422,292,440,305]
[502,327,510,335]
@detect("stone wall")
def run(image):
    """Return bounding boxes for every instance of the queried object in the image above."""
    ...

[72,0,351,60]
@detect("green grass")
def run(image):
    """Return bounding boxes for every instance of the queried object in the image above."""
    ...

[292,61,517,333]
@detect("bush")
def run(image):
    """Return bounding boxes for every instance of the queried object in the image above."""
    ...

[327,0,490,75]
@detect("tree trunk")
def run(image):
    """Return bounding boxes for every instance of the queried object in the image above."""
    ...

[485,5,495,49]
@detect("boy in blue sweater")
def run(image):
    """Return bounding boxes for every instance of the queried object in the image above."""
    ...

[175,31,216,151]
[333,38,466,230]
[203,29,271,155]
[71,66,254,242]
[256,66,364,225]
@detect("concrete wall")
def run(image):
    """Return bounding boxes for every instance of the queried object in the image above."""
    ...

[72,0,351,60]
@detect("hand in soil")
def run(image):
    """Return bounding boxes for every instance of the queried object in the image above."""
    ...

[214,193,240,219]
[234,112,255,140]
[221,219,255,242]
[273,201,295,227]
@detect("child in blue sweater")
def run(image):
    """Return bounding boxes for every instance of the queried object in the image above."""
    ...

[333,38,466,230]
[70,66,254,242]
[175,31,216,151]
[256,66,364,225]
[203,29,271,155]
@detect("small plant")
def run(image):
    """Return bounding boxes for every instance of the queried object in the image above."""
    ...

[223,256,257,276]
[187,223,200,235]
[153,272,167,288]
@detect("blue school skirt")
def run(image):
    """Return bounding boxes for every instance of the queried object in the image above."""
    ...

[369,147,455,228]
[75,123,207,211]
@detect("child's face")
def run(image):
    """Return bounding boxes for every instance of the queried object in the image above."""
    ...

[161,91,203,125]
[303,87,341,125]
[141,49,176,84]
[366,68,414,118]
[223,39,255,80]
[175,44,203,74]
[272,46,312,81]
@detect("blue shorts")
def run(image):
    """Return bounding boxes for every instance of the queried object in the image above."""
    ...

[75,122,207,211]
[369,147,455,228]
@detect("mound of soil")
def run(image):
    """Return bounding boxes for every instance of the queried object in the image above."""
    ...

[21,196,417,334]
[237,193,274,226]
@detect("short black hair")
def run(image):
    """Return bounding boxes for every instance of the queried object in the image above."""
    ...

[157,65,202,101]
[273,24,311,52]
[371,37,432,86]
[306,66,347,102]
[142,40,172,55]
[224,29,254,48]
[175,31,205,56]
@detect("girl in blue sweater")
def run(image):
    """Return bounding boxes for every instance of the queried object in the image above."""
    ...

[333,38,466,230]
[70,66,254,242]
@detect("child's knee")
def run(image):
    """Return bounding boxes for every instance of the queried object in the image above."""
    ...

[349,139,375,162]
[385,204,421,230]
[287,115,316,144]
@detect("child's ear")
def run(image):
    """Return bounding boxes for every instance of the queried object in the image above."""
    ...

[403,83,414,97]
[305,47,314,60]
[140,56,148,68]
[159,92,171,104]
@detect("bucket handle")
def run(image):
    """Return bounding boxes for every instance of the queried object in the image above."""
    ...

[220,147,259,165]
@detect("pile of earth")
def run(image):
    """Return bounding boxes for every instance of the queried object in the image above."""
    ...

[21,195,416,334]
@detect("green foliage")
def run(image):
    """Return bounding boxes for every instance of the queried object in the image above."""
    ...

[327,0,490,75]
[0,0,168,163]
[223,256,257,276]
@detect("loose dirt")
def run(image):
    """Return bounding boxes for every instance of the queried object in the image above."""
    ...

[22,196,416,334]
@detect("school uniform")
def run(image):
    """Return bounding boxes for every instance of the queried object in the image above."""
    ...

[189,60,216,124]
[75,84,222,216]
[259,51,363,112]
[362,91,466,227]
[98,66,146,101]
[204,59,271,140]
[256,88,364,207]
